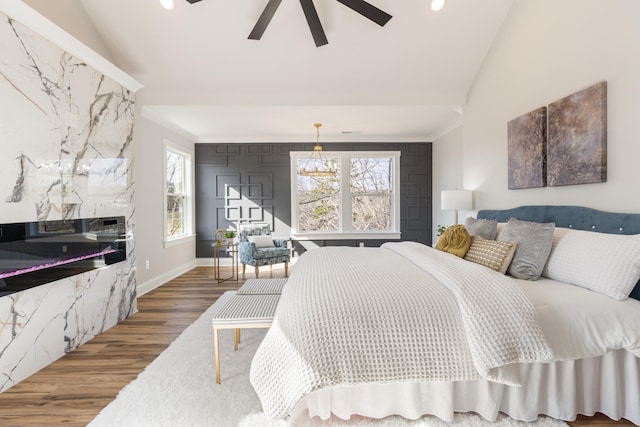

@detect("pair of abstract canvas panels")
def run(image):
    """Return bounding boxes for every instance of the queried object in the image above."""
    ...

[507,81,607,189]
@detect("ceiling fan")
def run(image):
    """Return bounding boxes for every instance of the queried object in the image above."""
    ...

[184,0,392,47]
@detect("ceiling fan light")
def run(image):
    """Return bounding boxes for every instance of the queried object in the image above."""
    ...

[431,0,446,12]
[159,0,175,10]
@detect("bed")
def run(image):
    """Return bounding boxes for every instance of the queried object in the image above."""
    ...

[249,205,640,424]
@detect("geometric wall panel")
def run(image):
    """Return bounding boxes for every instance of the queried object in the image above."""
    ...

[215,173,240,199]
[224,175,274,228]
[195,143,432,257]
[248,173,273,198]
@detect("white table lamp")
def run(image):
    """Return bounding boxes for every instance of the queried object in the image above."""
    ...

[441,190,473,225]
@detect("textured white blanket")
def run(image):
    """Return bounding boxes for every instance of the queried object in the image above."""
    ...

[250,242,553,420]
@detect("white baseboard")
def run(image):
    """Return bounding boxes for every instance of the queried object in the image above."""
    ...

[196,257,233,267]
[195,258,297,267]
[137,258,294,296]
[136,260,198,297]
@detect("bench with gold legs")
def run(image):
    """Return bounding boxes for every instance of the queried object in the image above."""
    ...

[211,291,280,384]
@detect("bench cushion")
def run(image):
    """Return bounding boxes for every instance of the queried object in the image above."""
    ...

[211,293,280,326]
[237,278,288,295]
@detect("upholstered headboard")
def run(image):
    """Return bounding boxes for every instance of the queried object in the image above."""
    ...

[477,205,640,235]
[477,205,640,301]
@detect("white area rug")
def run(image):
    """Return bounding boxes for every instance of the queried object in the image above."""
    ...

[89,298,569,427]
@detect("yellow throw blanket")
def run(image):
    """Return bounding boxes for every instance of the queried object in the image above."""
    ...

[436,224,471,258]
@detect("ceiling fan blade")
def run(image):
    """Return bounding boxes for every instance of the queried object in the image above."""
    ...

[184,0,203,3]
[299,0,328,47]
[335,0,392,26]
[248,0,283,40]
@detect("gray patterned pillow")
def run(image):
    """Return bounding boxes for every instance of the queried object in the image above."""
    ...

[464,217,498,240]
[498,218,555,280]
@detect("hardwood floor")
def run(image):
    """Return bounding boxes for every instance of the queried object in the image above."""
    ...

[0,266,634,426]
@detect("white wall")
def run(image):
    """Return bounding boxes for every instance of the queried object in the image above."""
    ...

[432,125,465,240]
[134,111,197,294]
[462,0,640,213]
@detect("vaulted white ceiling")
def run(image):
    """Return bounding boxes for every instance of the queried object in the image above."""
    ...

[28,0,514,142]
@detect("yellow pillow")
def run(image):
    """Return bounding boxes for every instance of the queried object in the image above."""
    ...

[435,224,471,258]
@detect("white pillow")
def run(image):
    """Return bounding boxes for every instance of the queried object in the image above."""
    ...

[542,227,640,300]
[248,235,275,248]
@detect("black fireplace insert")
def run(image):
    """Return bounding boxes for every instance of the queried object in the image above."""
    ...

[0,216,127,297]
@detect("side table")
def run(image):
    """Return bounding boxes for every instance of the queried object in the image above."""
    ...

[212,243,238,283]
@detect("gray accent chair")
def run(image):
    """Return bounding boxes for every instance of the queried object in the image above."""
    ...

[237,223,290,278]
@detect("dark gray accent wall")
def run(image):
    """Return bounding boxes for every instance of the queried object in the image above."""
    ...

[195,143,432,257]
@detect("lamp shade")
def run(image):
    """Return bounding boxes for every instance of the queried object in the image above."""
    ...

[441,190,473,211]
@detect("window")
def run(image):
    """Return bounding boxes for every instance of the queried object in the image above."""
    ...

[290,151,401,239]
[164,140,193,245]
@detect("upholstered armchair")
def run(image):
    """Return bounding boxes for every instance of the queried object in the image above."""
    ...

[237,223,290,278]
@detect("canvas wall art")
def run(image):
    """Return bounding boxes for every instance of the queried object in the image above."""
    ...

[507,106,547,189]
[547,81,607,186]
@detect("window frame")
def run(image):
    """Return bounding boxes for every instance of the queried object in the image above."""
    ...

[290,151,401,240]
[163,139,195,247]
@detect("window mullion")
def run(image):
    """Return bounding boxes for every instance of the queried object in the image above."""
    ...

[290,155,299,233]
[340,154,351,233]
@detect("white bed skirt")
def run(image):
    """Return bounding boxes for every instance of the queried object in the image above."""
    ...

[292,349,640,424]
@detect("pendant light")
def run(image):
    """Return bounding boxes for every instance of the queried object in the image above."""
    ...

[297,123,337,177]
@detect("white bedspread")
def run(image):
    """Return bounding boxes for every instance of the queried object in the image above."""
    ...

[250,242,553,419]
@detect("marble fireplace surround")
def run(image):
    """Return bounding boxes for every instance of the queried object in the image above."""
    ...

[0,2,143,392]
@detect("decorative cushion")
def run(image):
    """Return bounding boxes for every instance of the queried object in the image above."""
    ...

[435,224,471,258]
[248,235,275,248]
[254,247,289,258]
[497,218,555,280]
[630,280,640,301]
[542,227,640,300]
[464,236,517,274]
[464,217,498,240]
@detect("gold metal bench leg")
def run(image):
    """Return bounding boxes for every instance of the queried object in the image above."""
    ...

[285,262,289,277]
[234,328,240,351]
[255,266,260,278]
[213,326,221,384]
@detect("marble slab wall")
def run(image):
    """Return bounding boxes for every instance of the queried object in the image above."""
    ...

[0,12,137,392]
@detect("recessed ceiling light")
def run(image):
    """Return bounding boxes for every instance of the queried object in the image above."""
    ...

[431,0,446,12]
[159,0,175,10]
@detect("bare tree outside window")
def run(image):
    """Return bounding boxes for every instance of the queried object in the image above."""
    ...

[296,156,394,232]
[292,151,399,235]
[297,158,341,231]
[350,157,392,231]
[166,150,185,238]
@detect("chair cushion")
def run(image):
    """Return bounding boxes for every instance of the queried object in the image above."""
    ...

[255,247,289,258]
[248,235,274,248]
[238,223,272,240]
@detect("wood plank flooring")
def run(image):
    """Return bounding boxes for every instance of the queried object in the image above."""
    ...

[0,266,634,426]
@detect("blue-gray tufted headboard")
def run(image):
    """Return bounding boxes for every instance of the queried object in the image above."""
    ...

[477,205,640,301]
